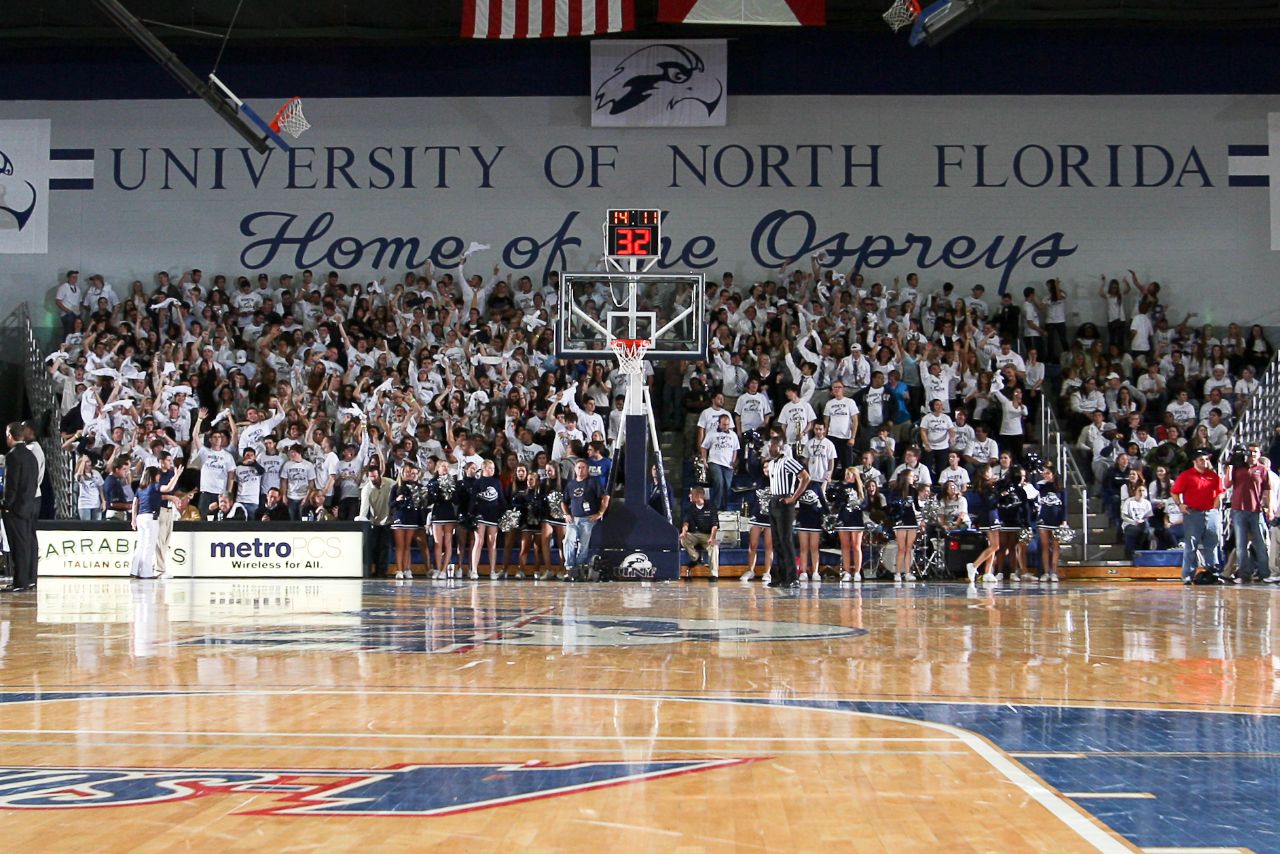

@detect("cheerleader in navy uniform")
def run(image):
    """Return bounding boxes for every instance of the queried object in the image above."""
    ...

[828,466,867,583]
[993,464,1033,583]
[889,471,923,582]
[966,465,1003,584]
[391,463,424,580]
[795,477,828,583]
[514,468,545,579]
[538,462,567,580]
[501,464,533,579]
[427,458,460,579]
[468,459,506,580]
[741,470,774,585]
[1035,463,1066,583]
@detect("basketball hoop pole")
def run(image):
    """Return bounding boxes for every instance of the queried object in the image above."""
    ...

[607,338,672,524]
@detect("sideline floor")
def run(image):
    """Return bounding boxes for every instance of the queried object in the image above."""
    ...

[0,579,1276,852]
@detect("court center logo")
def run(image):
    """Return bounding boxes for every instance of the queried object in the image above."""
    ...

[0,119,95,254]
[179,608,866,652]
[0,759,753,816]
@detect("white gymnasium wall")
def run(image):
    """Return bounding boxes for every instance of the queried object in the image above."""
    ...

[2,94,1280,329]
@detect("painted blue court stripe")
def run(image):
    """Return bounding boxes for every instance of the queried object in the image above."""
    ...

[50,178,94,190]
[1228,175,1269,187]
[49,148,94,160]
[1226,144,1268,157]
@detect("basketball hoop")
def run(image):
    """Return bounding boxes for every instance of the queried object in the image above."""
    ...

[269,97,311,139]
[609,338,652,376]
[882,0,921,31]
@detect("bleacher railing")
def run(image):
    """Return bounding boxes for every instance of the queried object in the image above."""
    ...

[6,303,72,519]
[1223,349,1280,454]
[1038,392,1098,563]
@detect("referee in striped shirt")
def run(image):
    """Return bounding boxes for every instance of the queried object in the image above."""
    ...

[766,426,809,588]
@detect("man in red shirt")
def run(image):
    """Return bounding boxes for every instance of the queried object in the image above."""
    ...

[1228,442,1271,583]
[1171,448,1224,584]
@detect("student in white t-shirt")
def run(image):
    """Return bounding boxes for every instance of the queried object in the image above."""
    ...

[734,377,773,436]
[822,381,859,472]
[699,413,740,512]
[918,399,955,476]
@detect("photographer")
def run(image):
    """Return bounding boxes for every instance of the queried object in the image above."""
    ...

[1226,442,1272,583]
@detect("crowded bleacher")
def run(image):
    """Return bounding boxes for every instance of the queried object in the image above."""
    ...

[47,260,1278,581]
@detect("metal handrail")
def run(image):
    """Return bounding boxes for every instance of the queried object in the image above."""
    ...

[1222,348,1280,455]
[1039,391,1097,562]
[7,303,73,519]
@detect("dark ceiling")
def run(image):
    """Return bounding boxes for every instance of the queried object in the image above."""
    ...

[5,0,1280,45]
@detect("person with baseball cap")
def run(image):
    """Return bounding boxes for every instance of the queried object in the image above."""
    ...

[1170,447,1225,584]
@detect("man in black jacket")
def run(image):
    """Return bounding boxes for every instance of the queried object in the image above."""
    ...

[680,486,720,580]
[3,422,40,591]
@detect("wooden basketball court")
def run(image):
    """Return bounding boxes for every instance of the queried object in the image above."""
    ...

[0,578,1275,852]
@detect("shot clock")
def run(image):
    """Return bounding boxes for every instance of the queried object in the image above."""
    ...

[605,209,661,258]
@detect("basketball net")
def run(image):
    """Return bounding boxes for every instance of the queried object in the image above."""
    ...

[270,97,311,139]
[882,0,921,31]
[609,337,652,377]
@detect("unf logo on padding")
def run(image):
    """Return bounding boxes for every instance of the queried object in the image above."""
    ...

[615,551,655,579]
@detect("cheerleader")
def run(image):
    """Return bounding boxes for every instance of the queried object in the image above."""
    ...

[965,465,1003,584]
[794,477,828,584]
[538,462,567,580]
[1035,463,1065,583]
[468,458,507,579]
[390,462,424,580]
[515,469,545,578]
[502,464,533,578]
[427,458,460,579]
[740,474,774,585]
[455,462,478,576]
[994,464,1032,583]
[889,471,923,582]
[862,479,891,577]
[828,466,867,583]
[1013,468,1042,582]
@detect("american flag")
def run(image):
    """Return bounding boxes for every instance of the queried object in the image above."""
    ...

[462,0,636,38]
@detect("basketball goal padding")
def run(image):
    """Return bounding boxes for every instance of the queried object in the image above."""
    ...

[588,413,681,581]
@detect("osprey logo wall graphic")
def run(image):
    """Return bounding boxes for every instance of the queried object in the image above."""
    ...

[591,41,728,127]
[0,148,38,232]
[0,119,95,254]
[595,44,724,117]
[0,760,754,815]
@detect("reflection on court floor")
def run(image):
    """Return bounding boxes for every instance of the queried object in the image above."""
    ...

[1,579,1276,852]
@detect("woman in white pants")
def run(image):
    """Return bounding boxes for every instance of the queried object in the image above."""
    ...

[130,466,164,579]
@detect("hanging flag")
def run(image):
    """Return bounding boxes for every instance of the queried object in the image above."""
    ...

[591,40,727,127]
[462,0,636,38]
[658,0,824,26]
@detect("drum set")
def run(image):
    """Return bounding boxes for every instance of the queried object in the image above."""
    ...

[833,498,949,579]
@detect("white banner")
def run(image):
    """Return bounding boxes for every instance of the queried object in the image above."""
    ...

[591,40,726,127]
[5,95,1280,322]
[38,527,364,578]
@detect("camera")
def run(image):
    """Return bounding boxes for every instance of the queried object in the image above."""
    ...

[1228,447,1248,469]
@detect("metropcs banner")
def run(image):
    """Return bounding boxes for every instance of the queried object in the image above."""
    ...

[2,94,1280,322]
[37,526,364,578]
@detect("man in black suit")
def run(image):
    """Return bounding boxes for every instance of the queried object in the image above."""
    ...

[3,422,40,591]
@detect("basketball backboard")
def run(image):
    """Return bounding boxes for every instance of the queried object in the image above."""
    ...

[556,271,705,361]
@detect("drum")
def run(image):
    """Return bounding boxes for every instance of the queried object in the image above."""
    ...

[879,541,898,574]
